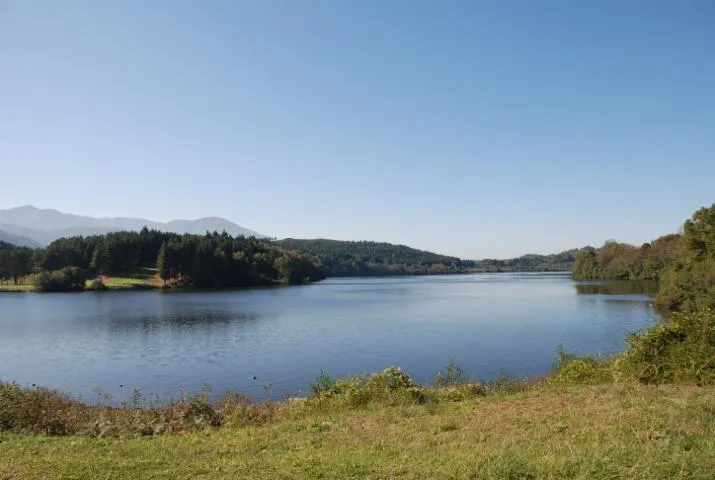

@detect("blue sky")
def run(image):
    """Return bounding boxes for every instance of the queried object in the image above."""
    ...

[1,1,713,258]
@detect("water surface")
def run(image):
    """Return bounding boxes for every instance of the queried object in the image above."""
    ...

[0,274,658,401]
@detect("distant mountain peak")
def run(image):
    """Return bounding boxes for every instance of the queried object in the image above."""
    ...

[7,205,39,213]
[0,206,265,246]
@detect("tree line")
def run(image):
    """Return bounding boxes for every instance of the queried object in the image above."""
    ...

[1,234,587,287]
[471,248,586,273]
[572,234,680,281]
[572,204,715,312]
[275,238,475,276]
[0,241,35,285]
[275,239,584,276]
[0,228,324,290]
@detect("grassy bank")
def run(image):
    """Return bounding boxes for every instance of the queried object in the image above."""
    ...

[1,382,714,479]
[0,274,161,292]
[94,275,161,290]
[0,283,33,292]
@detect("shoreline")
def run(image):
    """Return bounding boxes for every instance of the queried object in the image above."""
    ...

[0,270,575,293]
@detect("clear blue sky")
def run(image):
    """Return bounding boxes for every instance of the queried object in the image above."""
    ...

[1,1,713,258]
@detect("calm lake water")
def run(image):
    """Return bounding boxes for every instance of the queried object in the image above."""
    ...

[0,274,659,402]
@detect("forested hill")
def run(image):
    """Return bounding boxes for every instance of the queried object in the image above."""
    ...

[275,239,470,276]
[471,248,589,273]
[275,239,584,276]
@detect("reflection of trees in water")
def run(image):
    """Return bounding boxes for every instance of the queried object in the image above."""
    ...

[575,280,658,296]
[166,311,260,326]
[107,311,263,336]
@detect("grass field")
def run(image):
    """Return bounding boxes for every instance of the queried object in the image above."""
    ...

[1,382,714,479]
[0,283,33,292]
[0,272,162,292]
[92,275,162,290]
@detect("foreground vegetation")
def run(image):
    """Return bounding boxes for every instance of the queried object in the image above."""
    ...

[1,382,714,479]
[2,354,715,479]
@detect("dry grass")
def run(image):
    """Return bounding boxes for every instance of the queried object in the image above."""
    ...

[1,383,714,479]
[0,382,278,438]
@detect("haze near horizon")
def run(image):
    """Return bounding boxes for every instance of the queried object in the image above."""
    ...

[2,1,713,258]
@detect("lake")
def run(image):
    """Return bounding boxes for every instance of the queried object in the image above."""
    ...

[0,273,659,402]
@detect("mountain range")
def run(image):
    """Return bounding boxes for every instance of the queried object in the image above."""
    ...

[0,206,263,247]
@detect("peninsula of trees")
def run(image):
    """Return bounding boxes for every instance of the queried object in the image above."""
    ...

[572,204,715,312]
[0,229,324,291]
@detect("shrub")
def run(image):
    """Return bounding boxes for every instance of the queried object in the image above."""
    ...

[88,278,108,291]
[310,370,339,396]
[435,360,469,387]
[216,393,277,428]
[305,367,428,409]
[550,347,614,385]
[552,358,613,385]
[616,309,715,384]
[0,382,82,435]
[442,383,487,401]
[34,267,87,292]
[0,382,278,437]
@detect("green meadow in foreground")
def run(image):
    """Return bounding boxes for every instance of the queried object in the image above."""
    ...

[1,382,714,479]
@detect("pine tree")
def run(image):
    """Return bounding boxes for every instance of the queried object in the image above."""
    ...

[157,242,169,286]
[90,243,108,276]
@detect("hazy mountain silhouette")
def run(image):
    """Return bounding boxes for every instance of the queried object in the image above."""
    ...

[0,228,42,248]
[0,206,264,246]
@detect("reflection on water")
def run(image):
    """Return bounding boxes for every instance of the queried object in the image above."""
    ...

[0,274,658,401]
[109,311,261,328]
[575,280,659,296]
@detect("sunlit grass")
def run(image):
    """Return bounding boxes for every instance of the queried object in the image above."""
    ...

[0,283,33,292]
[1,383,714,479]
[91,275,161,290]
[1,270,163,292]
